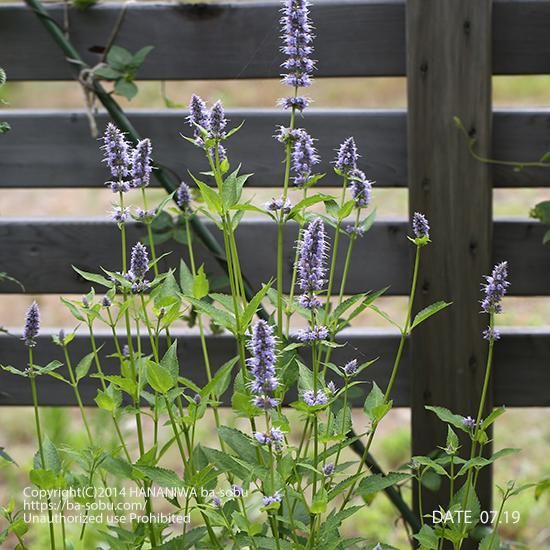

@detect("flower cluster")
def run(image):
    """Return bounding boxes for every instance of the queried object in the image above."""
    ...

[303,389,328,406]
[176,181,192,212]
[349,169,372,209]
[291,129,320,187]
[297,217,327,295]
[247,320,279,410]
[101,124,153,193]
[255,428,284,447]
[265,197,292,214]
[22,301,40,347]
[187,95,227,160]
[481,261,510,315]
[128,242,150,293]
[342,359,358,377]
[412,212,430,239]
[297,325,329,342]
[280,0,315,108]
[334,137,358,175]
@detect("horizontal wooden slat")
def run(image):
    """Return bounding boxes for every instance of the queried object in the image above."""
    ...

[3,109,550,188]
[0,1,406,81]
[0,218,547,295]
[1,328,548,407]
[0,109,407,189]
[3,1,550,81]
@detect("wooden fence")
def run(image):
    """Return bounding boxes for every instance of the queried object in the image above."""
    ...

[2,0,550,521]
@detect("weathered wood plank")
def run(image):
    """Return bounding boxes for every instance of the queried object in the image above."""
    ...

[407,0,493,521]
[0,1,406,81]
[0,328,547,407]
[0,109,407,189]
[3,1,550,81]
[3,109,550,188]
[0,218,547,295]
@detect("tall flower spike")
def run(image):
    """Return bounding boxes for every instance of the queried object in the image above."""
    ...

[481,261,510,315]
[101,123,130,180]
[176,181,192,211]
[247,320,279,410]
[292,130,320,187]
[334,137,359,175]
[23,301,40,347]
[130,242,149,280]
[280,0,315,90]
[297,217,327,293]
[188,94,209,135]
[208,100,227,139]
[349,169,373,209]
[412,212,430,239]
[131,139,153,188]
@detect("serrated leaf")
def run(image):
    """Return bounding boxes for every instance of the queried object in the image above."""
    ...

[75,351,95,382]
[240,282,272,329]
[160,340,179,382]
[358,472,412,497]
[426,405,468,432]
[192,265,209,299]
[363,382,385,420]
[179,259,194,295]
[413,524,439,549]
[33,436,61,473]
[135,465,184,488]
[410,301,452,331]
[72,267,113,289]
[184,296,235,332]
[114,79,138,100]
[106,45,133,69]
[146,359,175,393]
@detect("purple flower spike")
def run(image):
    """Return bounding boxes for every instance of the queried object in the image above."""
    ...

[481,261,510,315]
[297,218,327,293]
[131,139,153,189]
[350,169,373,209]
[106,180,130,193]
[412,212,430,240]
[334,137,358,175]
[101,123,130,180]
[248,320,279,410]
[188,94,209,136]
[22,301,40,347]
[280,0,315,91]
[176,181,192,211]
[292,130,320,187]
[323,463,334,476]
[208,100,227,139]
[342,359,358,377]
[130,242,149,280]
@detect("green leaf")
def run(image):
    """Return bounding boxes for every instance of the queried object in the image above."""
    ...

[363,382,385,421]
[446,426,460,451]
[114,79,138,100]
[146,359,175,393]
[0,365,27,377]
[184,296,236,332]
[359,207,377,232]
[95,384,121,412]
[154,528,207,549]
[0,447,16,465]
[240,282,272,329]
[413,525,439,550]
[189,173,223,214]
[311,488,328,514]
[221,166,251,208]
[75,351,95,382]
[192,265,210,299]
[426,405,468,432]
[369,305,402,332]
[413,456,449,477]
[94,66,122,80]
[30,469,64,490]
[33,436,61,473]
[358,472,412,497]
[410,301,452,331]
[72,266,113,289]
[218,427,261,464]
[297,363,315,394]
[160,341,179,383]
[202,447,252,480]
[106,45,133,69]
[479,406,506,431]
[179,259,194,295]
[130,45,154,68]
[135,465,184,488]
[202,356,238,399]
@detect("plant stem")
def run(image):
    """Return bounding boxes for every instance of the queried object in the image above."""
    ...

[28,347,56,550]
[341,244,422,508]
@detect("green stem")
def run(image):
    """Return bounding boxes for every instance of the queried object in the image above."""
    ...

[28,347,56,550]
[341,245,422,509]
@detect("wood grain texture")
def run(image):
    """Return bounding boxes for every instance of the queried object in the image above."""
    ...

[1,1,406,81]
[407,0,493,519]
[0,328,547,407]
[3,1,550,81]
[0,218,547,295]
[0,109,407,189]
[3,109,550,188]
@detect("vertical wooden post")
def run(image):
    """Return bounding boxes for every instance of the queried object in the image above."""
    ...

[407,0,493,531]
